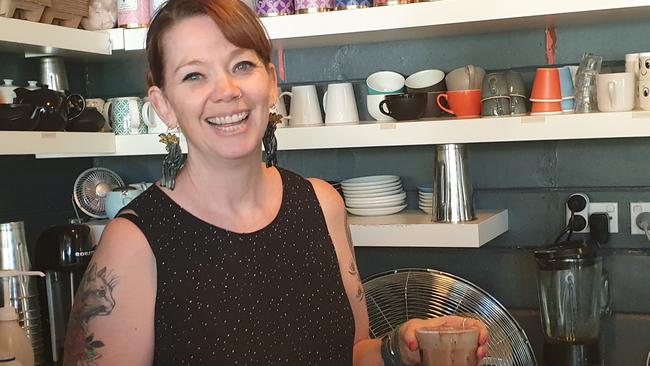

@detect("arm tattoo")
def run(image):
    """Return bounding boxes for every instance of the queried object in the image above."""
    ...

[63,262,118,365]
[344,215,365,302]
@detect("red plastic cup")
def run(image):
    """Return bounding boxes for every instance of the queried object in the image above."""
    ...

[530,68,562,101]
[531,100,562,115]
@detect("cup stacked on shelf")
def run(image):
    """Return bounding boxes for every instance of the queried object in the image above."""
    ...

[418,185,433,214]
[638,52,650,111]
[529,68,563,115]
[341,175,407,216]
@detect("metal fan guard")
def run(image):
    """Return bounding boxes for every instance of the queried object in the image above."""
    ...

[362,268,537,366]
[73,167,125,218]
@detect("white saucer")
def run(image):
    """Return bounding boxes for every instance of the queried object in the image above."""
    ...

[342,180,402,192]
[344,188,404,199]
[345,192,407,205]
[343,185,403,197]
[346,204,407,216]
[346,199,406,209]
[341,175,400,187]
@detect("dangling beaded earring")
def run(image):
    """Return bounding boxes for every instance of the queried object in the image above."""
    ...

[159,127,185,190]
[263,111,283,167]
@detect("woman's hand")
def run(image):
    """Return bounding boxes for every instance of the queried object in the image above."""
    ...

[398,316,489,366]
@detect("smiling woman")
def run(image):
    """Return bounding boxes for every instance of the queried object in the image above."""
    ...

[62,0,487,365]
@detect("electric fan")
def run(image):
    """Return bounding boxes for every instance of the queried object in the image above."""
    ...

[362,268,537,366]
[72,167,125,219]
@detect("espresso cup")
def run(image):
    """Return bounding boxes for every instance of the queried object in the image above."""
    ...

[367,94,396,122]
[367,71,405,95]
[378,93,426,121]
[481,72,509,99]
[323,82,359,124]
[141,99,167,134]
[105,96,147,135]
[437,89,481,118]
[405,69,446,94]
[280,85,323,126]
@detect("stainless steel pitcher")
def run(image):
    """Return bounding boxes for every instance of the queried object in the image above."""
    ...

[433,144,476,223]
[38,56,69,93]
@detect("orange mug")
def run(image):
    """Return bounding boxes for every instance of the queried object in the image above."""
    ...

[436,89,481,118]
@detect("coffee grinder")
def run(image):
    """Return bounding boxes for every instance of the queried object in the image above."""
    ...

[533,239,609,366]
[34,223,95,365]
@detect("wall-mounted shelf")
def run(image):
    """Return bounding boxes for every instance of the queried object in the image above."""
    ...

[0,131,114,155]
[109,0,650,51]
[349,209,508,248]
[30,110,650,157]
[0,17,112,56]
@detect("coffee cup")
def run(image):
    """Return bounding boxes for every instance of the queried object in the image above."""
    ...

[273,87,289,127]
[421,91,449,118]
[530,68,563,101]
[436,89,481,118]
[85,98,111,131]
[510,95,528,116]
[481,96,510,117]
[505,71,526,96]
[596,72,635,112]
[367,94,396,121]
[295,0,333,14]
[639,52,650,79]
[626,53,641,109]
[639,79,650,111]
[279,85,322,126]
[445,65,485,91]
[367,71,405,95]
[323,82,359,124]
[481,72,509,99]
[378,93,426,121]
[141,99,167,134]
[105,96,147,135]
[405,69,446,94]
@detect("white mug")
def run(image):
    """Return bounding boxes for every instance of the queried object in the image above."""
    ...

[640,79,650,111]
[322,82,359,124]
[141,100,168,134]
[596,73,635,112]
[367,94,396,122]
[639,52,650,80]
[279,85,322,126]
[273,87,289,127]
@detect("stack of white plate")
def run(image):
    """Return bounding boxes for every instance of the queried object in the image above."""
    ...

[341,175,407,216]
[418,185,433,214]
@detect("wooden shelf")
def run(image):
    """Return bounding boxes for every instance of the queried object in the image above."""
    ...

[31,110,650,157]
[349,209,508,248]
[112,0,650,51]
[0,17,111,56]
[0,131,114,155]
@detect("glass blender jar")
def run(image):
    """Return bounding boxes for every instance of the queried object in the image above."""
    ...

[534,240,609,366]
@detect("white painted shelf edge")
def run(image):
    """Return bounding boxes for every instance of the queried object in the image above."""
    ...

[0,131,115,155]
[0,17,111,55]
[84,209,508,248]
[109,0,650,50]
[32,110,650,158]
[349,209,508,248]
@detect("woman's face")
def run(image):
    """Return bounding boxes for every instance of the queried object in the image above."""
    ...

[150,15,277,162]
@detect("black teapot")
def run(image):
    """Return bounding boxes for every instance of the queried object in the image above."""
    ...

[14,86,85,131]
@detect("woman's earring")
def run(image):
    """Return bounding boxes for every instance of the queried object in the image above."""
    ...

[159,128,185,190]
[263,111,283,168]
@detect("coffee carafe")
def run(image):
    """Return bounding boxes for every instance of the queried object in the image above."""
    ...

[534,240,609,366]
[433,144,476,223]
[34,223,95,365]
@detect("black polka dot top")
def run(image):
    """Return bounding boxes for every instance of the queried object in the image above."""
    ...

[121,167,355,365]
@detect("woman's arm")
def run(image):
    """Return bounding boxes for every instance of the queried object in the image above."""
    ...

[62,218,157,366]
[309,178,383,366]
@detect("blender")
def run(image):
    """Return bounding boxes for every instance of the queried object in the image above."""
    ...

[533,239,609,366]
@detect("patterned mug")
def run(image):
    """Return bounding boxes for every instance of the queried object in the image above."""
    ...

[335,0,371,9]
[256,0,295,16]
[105,96,148,135]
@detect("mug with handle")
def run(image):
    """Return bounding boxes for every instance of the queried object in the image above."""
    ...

[279,85,323,126]
[436,89,481,118]
[322,82,359,124]
[141,99,168,134]
[105,96,147,135]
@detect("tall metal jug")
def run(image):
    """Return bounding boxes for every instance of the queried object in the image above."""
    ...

[0,221,47,365]
[433,144,476,223]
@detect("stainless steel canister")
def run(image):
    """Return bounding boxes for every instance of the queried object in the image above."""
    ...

[433,144,476,223]
[38,56,69,92]
[0,221,47,365]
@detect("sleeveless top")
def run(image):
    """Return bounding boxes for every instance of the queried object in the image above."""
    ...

[120,168,355,365]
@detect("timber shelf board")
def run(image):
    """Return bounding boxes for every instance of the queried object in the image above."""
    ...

[0,17,111,56]
[348,209,509,248]
[0,131,115,155]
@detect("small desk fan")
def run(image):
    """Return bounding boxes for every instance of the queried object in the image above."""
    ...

[72,167,124,219]
[362,268,537,366]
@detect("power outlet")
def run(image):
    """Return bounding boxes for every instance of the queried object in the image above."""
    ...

[630,202,650,234]
[566,202,619,233]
